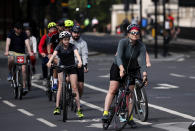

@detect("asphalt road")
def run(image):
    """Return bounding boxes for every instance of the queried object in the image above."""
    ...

[0,49,195,131]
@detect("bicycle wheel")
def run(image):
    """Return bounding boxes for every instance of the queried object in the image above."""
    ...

[62,84,68,122]
[18,70,23,100]
[47,75,53,101]
[134,87,148,122]
[26,63,31,91]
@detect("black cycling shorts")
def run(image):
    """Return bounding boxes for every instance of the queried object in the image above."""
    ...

[57,66,77,74]
[76,66,84,82]
[110,63,141,85]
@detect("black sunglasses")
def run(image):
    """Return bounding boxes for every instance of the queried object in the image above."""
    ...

[130,31,140,35]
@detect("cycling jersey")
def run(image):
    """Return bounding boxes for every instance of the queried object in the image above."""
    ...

[70,37,88,66]
[38,33,54,54]
[55,43,77,66]
[7,30,28,53]
[115,38,147,73]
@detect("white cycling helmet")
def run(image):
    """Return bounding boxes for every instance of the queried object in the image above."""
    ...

[59,31,71,39]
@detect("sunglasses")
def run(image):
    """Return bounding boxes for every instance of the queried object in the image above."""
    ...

[130,31,140,35]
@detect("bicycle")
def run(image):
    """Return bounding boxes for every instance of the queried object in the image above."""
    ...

[10,54,28,100]
[102,74,136,131]
[26,56,32,91]
[46,65,56,102]
[134,78,148,122]
[52,64,77,122]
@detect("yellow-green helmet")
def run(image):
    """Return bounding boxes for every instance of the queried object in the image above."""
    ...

[48,22,57,29]
[64,20,74,27]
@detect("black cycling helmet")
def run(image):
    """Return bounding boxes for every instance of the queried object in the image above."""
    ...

[14,22,23,29]
[127,24,140,33]
[72,25,81,33]
[188,121,195,131]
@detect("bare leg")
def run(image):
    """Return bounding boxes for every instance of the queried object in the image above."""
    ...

[104,81,119,111]
[56,72,63,107]
[70,74,80,111]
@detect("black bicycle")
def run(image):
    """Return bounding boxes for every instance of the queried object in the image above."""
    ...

[102,75,135,131]
[52,64,77,122]
[10,54,28,100]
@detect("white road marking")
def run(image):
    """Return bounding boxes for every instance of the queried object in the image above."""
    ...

[149,104,195,121]
[158,84,179,88]
[189,76,195,79]
[37,118,57,127]
[32,82,47,91]
[80,100,103,112]
[17,109,34,116]
[2,100,16,107]
[134,118,152,125]
[86,123,102,128]
[67,118,101,123]
[170,73,186,78]
[98,74,109,78]
[84,83,108,93]
[177,58,185,62]
[153,83,179,89]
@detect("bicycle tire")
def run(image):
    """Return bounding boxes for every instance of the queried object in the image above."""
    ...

[62,84,68,122]
[47,76,53,101]
[134,87,148,122]
[18,70,23,100]
[26,64,32,91]
[14,87,18,99]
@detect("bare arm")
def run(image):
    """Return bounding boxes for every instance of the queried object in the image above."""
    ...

[4,38,11,56]
[74,49,82,68]
[25,39,33,56]
[47,50,58,67]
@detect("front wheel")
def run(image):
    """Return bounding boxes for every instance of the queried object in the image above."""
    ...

[18,70,23,100]
[62,84,68,122]
[134,87,148,122]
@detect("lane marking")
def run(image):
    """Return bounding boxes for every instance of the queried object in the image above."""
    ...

[37,118,57,127]
[17,109,34,116]
[83,83,195,121]
[153,83,179,89]
[149,104,195,121]
[98,74,109,78]
[80,100,103,112]
[32,82,47,91]
[67,118,101,123]
[177,58,185,62]
[189,76,195,79]
[84,83,107,93]
[2,100,16,107]
[170,73,186,78]
[158,83,179,88]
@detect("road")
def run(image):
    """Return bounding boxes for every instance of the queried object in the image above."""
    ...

[0,49,195,131]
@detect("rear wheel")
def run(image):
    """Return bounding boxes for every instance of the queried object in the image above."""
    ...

[14,87,18,99]
[47,76,53,101]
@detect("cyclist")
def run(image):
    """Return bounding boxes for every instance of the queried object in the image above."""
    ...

[47,31,84,118]
[47,22,61,90]
[4,22,33,94]
[38,22,57,84]
[70,25,88,99]
[102,24,148,128]
[25,27,37,74]
[64,19,74,32]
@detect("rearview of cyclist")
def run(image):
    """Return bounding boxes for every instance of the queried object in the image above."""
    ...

[47,31,84,118]
[102,24,148,128]
[4,22,33,94]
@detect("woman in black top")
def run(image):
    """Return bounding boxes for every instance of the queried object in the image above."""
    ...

[102,24,148,127]
[47,31,84,118]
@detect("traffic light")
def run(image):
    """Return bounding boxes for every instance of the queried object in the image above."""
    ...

[87,0,92,8]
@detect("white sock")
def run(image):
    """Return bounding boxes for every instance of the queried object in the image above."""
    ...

[54,79,58,84]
